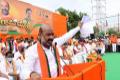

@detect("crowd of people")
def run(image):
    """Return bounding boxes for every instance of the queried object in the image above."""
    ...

[0,20,119,80]
[0,20,82,80]
[60,33,120,65]
[0,36,37,80]
[60,38,104,65]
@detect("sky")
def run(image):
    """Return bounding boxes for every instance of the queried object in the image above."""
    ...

[20,0,120,18]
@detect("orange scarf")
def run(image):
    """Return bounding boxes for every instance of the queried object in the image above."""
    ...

[37,43,61,78]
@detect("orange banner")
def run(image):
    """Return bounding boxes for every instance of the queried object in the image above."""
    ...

[0,0,67,37]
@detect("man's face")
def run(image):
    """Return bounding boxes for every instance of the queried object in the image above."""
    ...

[79,42,84,46]
[18,45,24,53]
[40,27,55,48]
[26,10,32,18]
[1,47,7,55]
[0,0,9,16]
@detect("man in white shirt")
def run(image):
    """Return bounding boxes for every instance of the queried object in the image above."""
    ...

[13,43,31,80]
[23,21,83,79]
[0,47,9,80]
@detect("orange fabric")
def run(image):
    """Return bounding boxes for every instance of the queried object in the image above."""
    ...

[37,43,61,78]
[52,13,67,37]
[37,43,49,78]
[110,35,117,43]
[63,60,105,80]
[40,61,105,80]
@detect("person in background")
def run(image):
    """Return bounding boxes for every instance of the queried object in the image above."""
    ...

[100,39,105,55]
[0,38,5,53]
[73,40,81,54]
[117,36,120,52]
[84,39,91,54]
[5,52,18,80]
[13,43,29,80]
[96,39,105,55]
[0,47,9,80]
[62,43,72,65]
[109,34,117,52]
[103,36,110,52]
[91,39,97,51]
[24,38,29,49]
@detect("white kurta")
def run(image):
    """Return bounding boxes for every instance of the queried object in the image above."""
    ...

[0,54,9,80]
[13,51,31,80]
[23,27,80,79]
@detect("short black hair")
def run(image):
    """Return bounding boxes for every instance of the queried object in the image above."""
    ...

[6,51,14,58]
[26,8,32,13]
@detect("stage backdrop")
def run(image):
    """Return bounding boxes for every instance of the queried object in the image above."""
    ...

[0,0,67,38]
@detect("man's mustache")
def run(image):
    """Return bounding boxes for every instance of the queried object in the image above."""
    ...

[48,39,53,42]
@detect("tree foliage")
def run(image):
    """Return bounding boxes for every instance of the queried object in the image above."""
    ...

[93,26,100,37]
[56,7,87,38]
[107,28,117,35]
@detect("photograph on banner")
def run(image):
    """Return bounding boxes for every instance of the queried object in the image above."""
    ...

[0,0,57,35]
